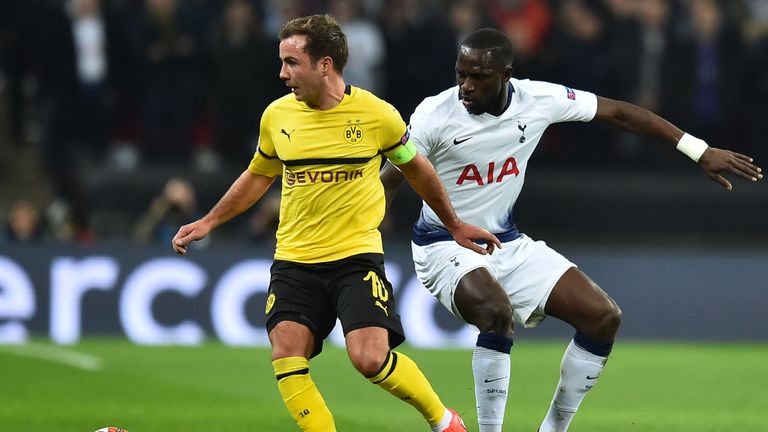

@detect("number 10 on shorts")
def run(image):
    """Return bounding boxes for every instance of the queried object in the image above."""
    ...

[365,271,389,316]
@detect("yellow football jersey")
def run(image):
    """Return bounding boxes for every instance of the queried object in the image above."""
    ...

[248,86,408,263]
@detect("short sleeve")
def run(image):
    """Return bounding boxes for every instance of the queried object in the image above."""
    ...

[248,108,283,176]
[378,103,407,151]
[531,81,598,124]
[378,103,414,164]
[406,98,438,156]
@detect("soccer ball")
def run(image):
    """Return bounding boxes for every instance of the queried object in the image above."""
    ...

[94,428,128,432]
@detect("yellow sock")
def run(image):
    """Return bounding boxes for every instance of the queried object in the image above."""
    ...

[367,351,446,426]
[273,357,336,432]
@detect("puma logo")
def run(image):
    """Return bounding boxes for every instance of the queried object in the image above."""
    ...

[375,300,389,316]
[281,128,295,141]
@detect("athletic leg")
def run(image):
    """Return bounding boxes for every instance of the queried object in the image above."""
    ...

[269,321,336,431]
[454,268,515,432]
[347,326,465,431]
[538,267,622,432]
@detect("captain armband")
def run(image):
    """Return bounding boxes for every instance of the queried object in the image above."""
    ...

[385,140,418,165]
[676,133,709,162]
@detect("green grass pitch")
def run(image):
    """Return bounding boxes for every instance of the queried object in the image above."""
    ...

[1,340,766,431]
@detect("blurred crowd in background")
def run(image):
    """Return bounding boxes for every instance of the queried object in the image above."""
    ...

[0,0,766,245]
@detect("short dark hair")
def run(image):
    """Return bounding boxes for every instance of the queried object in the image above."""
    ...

[460,28,514,68]
[279,14,348,73]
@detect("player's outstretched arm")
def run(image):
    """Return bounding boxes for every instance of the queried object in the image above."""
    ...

[593,96,763,190]
[397,153,501,255]
[172,170,276,255]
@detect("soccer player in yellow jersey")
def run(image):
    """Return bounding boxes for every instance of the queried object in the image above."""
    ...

[171,14,501,432]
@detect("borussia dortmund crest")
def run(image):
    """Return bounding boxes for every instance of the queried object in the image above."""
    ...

[343,118,364,144]
[265,293,276,314]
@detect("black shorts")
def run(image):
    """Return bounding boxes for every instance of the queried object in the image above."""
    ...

[265,253,405,358]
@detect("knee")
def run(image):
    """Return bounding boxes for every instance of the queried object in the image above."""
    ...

[594,302,622,337]
[474,300,515,336]
[606,302,623,332]
[348,348,389,377]
[269,322,314,360]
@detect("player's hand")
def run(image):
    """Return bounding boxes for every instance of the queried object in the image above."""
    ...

[698,148,763,190]
[171,219,213,255]
[449,222,501,255]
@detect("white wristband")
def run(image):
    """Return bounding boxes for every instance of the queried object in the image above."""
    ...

[676,133,709,162]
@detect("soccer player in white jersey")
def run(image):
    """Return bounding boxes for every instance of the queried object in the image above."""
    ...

[380,28,763,432]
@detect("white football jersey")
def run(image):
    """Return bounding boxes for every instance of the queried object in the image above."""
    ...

[408,78,597,245]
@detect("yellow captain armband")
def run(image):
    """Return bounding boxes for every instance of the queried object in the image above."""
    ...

[385,140,418,165]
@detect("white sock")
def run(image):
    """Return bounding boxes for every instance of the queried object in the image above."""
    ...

[539,339,608,432]
[431,408,452,432]
[473,345,510,432]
